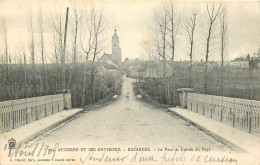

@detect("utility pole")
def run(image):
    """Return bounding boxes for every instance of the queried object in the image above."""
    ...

[62,7,69,90]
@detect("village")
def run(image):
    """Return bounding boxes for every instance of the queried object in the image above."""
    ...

[0,1,260,165]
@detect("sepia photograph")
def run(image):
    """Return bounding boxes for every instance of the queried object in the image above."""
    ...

[0,0,260,164]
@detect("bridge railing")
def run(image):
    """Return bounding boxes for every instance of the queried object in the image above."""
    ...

[0,94,65,133]
[187,93,260,134]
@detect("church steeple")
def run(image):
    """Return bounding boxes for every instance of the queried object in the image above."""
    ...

[112,29,121,67]
[112,29,119,44]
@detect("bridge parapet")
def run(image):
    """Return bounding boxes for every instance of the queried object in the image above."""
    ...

[0,92,71,133]
[177,88,194,108]
[185,92,260,135]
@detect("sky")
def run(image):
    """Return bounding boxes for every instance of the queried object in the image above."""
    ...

[0,0,260,63]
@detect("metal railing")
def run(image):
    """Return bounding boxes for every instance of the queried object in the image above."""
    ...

[187,93,260,134]
[0,94,64,133]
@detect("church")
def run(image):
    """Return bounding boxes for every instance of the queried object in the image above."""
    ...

[98,29,122,74]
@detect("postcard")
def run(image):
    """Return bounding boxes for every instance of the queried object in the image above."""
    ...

[0,0,259,164]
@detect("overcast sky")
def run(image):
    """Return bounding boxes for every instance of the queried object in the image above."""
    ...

[0,0,260,63]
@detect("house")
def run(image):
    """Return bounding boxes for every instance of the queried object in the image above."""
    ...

[97,62,118,76]
[122,58,132,74]
[98,29,122,75]
[129,62,145,78]
[230,61,249,69]
[129,60,174,79]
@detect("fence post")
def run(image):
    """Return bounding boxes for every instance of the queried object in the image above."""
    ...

[52,95,54,114]
[0,107,2,133]
[248,101,252,133]
[220,96,223,122]
[233,99,236,127]
[36,98,38,120]
[249,117,251,133]
[233,112,235,127]
[220,108,223,122]
[45,96,47,117]
[203,95,205,115]
[12,101,15,129]
[26,99,28,124]
[211,107,212,118]
[197,93,198,113]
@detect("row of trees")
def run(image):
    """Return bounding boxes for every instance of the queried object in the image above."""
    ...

[0,64,122,107]
[0,2,110,64]
[137,66,260,106]
[141,1,230,105]
[0,2,121,107]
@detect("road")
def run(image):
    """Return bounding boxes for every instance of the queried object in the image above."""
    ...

[30,75,231,152]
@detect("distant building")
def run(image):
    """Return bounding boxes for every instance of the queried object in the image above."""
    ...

[122,58,132,74]
[230,61,249,69]
[98,29,122,76]
[111,29,122,67]
[128,60,173,78]
[97,62,118,76]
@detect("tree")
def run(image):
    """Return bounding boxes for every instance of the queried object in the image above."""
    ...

[50,8,65,93]
[166,0,179,62]
[204,2,222,94]
[2,18,8,65]
[220,7,228,96]
[152,3,168,77]
[21,43,28,98]
[38,7,46,95]
[61,7,69,90]
[151,3,174,105]
[28,11,35,65]
[165,0,180,105]
[28,10,37,97]
[184,7,199,88]
[51,8,64,64]
[1,18,9,99]
[71,2,83,63]
[38,8,45,65]
[80,5,109,106]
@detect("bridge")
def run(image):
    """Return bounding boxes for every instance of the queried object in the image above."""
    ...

[0,75,260,164]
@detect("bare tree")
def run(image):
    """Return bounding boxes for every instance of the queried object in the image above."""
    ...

[80,6,94,106]
[49,8,65,93]
[1,18,9,99]
[71,3,83,63]
[28,10,37,96]
[51,24,59,64]
[21,43,28,97]
[51,9,64,64]
[141,39,156,61]
[151,3,174,105]
[184,7,199,88]
[28,11,35,65]
[38,7,46,95]
[38,8,45,65]
[66,2,83,97]
[80,5,109,106]
[152,4,168,77]
[220,7,228,96]
[2,19,8,65]
[61,7,69,90]
[165,0,180,105]
[204,2,222,94]
[166,0,179,62]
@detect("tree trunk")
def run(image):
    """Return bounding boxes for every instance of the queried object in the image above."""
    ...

[204,25,212,94]
[81,63,87,107]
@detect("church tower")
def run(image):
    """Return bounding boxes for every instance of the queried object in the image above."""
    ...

[112,29,121,67]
